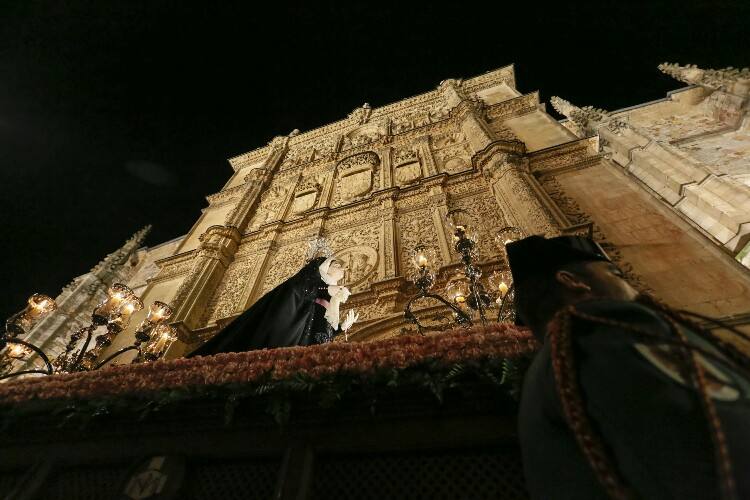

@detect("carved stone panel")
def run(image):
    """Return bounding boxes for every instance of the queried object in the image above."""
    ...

[448,191,509,261]
[394,162,422,185]
[396,207,443,280]
[325,222,381,292]
[431,129,473,174]
[392,145,422,186]
[333,245,379,290]
[249,184,290,228]
[202,257,258,325]
[341,123,384,151]
[291,177,323,214]
[334,151,380,205]
[260,242,308,295]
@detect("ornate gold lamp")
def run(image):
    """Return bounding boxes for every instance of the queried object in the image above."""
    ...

[404,245,470,334]
[445,209,491,324]
[403,209,524,332]
[1,285,174,381]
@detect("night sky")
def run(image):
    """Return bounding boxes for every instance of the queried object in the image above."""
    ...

[1,1,746,320]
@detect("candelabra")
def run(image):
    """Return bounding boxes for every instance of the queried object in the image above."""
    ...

[1,284,176,381]
[404,208,523,334]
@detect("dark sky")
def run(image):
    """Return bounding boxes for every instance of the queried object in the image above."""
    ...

[1,0,746,319]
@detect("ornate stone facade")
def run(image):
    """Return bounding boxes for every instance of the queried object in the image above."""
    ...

[96,63,750,360]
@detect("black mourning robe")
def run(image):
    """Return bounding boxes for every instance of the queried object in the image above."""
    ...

[519,299,750,499]
[188,257,337,356]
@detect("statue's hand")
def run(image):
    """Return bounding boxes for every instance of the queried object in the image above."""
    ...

[341,310,359,332]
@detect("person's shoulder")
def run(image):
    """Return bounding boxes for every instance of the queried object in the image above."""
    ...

[573,299,669,331]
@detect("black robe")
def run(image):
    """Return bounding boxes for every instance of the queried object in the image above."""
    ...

[188,257,337,356]
[519,299,750,499]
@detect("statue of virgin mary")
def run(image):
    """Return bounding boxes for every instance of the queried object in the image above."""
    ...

[188,240,358,356]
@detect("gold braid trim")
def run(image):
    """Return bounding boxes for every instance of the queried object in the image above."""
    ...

[548,297,747,500]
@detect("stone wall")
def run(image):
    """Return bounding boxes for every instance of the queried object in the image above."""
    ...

[97,63,750,362]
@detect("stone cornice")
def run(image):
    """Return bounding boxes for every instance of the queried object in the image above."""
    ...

[528,137,602,176]
[485,92,539,122]
[149,250,197,283]
[227,65,517,172]
[205,184,246,206]
[472,140,527,170]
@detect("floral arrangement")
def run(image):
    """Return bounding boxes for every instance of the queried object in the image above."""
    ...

[0,323,537,427]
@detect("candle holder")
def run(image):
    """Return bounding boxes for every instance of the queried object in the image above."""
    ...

[97,301,174,368]
[139,324,178,362]
[1,285,174,380]
[404,245,471,335]
[0,294,57,380]
[445,209,491,325]
[402,213,525,333]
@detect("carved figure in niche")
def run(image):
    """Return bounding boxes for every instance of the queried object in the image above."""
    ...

[333,245,378,288]
[254,185,288,225]
[188,241,359,356]
[429,106,450,122]
[393,146,419,166]
[348,102,372,125]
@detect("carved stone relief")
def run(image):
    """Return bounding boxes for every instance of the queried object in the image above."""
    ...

[430,129,472,174]
[333,246,379,290]
[341,123,384,151]
[334,151,380,205]
[250,184,290,228]
[203,257,258,324]
[396,207,443,280]
[324,223,381,292]
[449,191,508,260]
[291,176,323,214]
[392,145,422,186]
[260,242,308,294]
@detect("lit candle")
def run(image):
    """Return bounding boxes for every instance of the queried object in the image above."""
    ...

[146,326,176,357]
[119,303,136,325]
[498,282,509,297]
[417,255,428,268]
[7,344,27,359]
[27,294,55,318]
[147,301,172,324]
[455,293,466,304]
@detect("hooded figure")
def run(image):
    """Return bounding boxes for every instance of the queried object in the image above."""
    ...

[189,256,358,356]
[508,235,750,500]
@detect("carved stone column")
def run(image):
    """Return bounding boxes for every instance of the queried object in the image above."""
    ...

[379,196,398,279]
[437,78,466,110]
[416,136,438,177]
[225,136,289,232]
[243,238,278,306]
[454,100,494,153]
[476,143,560,237]
[170,137,289,342]
[427,186,453,265]
[170,225,242,340]
[380,146,394,189]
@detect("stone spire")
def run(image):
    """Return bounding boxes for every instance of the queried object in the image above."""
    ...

[658,62,750,93]
[87,225,152,283]
[550,96,608,136]
[16,225,153,367]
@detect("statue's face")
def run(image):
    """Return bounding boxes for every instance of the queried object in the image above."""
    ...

[327,259,346,283]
